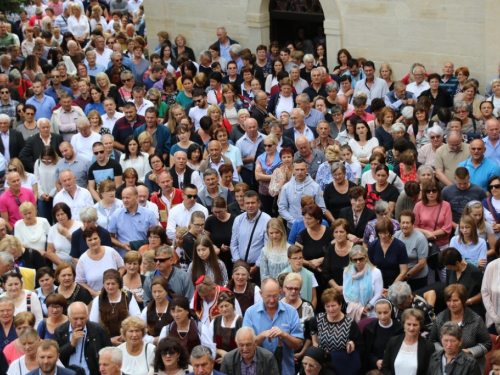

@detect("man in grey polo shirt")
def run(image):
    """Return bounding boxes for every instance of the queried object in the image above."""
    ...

[197,168,234,215]
[55,141,92,190]
[293,136,326,179]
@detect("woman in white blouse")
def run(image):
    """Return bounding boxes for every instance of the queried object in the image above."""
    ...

[119,136,151,182]
[34,146,59,223]
[67,4,89,46]
[348,119,379,168]
[46,202,82,267]
[14,202,50,257]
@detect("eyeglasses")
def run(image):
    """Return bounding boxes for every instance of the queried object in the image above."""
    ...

[332,112,342,116]
[184,194,198,199]
[285,286,300,292]
[193,99,202,103]
[455,110,468,114]
[212,210,225,216]
[122,78,131,83]
[8,168,17,172]
[17,109,24,113]
[48,305,63,310]
[290,256,303,261]
[93,150,105,155]
[263,144,274,148]
[352,257,365,263]
[489,184,500,190]
[41,159,52,163]
[426,188,438,194]
[154,257,172,263]
[429,136,441,140]
[302,361,318,369]
[161,349,178,356]
[192,223,204,228]
[114,59,123,62]
[51,75,60,78]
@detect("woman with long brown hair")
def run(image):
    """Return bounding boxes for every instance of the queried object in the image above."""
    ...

[141,277,173,345]
[188,235,227,287]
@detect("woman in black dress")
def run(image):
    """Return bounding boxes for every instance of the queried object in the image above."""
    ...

[204,197,235,275]
[366,164,400,214]
[324,162,356,223]
[296,204,333,300]
[323,219,353,293]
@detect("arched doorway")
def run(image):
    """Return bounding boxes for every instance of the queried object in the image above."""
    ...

[269,0,325,55]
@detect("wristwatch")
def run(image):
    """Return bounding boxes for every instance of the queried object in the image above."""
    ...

[406,272,412,280]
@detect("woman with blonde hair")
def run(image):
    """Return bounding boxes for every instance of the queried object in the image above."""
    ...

[14,202,51,257]
[207,104,231,133]
[458,200,495,253]
[138,131,155,156]
[260,218,290,280]
[22,55,42,82]
[378,63,396,90]
[316,144,353,191]
[146,88,167,119]
[173,34,195,62]
[117,317,156,375]
[89,5,107,32]
[87,109,110,135]
[67,4,89,46]
[95,72,120,108]
[165,103,185,134]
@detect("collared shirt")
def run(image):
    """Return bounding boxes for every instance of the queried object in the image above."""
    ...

[458,156,500,191]
[101,111,125,134]
[208,157,239,182]
[84,62,106,76]
[294,149,327,179]
[354,77,389,105]
[45,85,73,103]
[93,48,113,69]
[55,156,92,188]
[26,94,56,120]
[128,0,143,14]
[240,353,257,375]
[53,186,94,219]
[407,80,430,98]
[242,301,303,375]
[68,324,90,375]
[0,99,19,124]
[0,187,36,227]
[292,126,315,142]
[310,137,340,152]
[483,136,500,166]
[59,107,82,135]
[130,98,154,116]
[236,132,265,170]
[303,108,325,128]
[341,68,366,87]
[0,130,10,161]
[230,210,271,265]
[0,33,16,48]
[166,202,209,242]
[108,205,158,244]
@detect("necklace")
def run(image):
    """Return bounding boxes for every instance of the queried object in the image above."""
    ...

[110,302,118,314]
[336,242,349,252]
[177,322,190,339]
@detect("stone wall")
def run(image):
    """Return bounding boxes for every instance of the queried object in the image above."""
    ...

[144,0,500,92]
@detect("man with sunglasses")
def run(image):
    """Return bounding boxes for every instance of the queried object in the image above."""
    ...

[142,246,194,306]
[189,89,209,130]
[0,171,36,233]
[0,85,18,126]
[87,142,123,202]
[44,69,73,104]
[458,138,500,191]
[166,183,208,243]
[105,51,132,84]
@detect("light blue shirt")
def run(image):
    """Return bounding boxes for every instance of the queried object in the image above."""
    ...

[108,205,158,244]
[449,236,487,268]
[68,324,90,375]
[235,132,265,170]
[483,136,500,166]
[341,68,366,88]
[303,108,325,128]
[230,210,271,265]
[219,42,231,62]
[458,156,500,191]
[26,95,56,120]
[243,301,303,375]
[85,62,107,77]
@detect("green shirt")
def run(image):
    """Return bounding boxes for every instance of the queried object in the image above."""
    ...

[0,33,16,48]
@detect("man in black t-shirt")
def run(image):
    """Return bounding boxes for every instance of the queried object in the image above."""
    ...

[88,141,123,201]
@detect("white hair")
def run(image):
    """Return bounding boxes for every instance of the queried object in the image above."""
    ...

[99,347,123,364]
[0,114,10,123]
[235,327,256,344]
[67,302,88,318]
[36,118,50,128]
[303,54,314,62]
[291,108,305,117]
[427,125,444,137]
[75,117,90,128]
[229,44,242,56]
[67,40,77,48]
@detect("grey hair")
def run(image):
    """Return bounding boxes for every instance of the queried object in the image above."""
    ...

[387,281,412,306]
[203,168,218,178]
[454,100,468,111]
[352,92,368,107]
[466,78,479,89]
[0,252,14,268]
[67,40,77,48]
[292,108,305,117]
[374,200,391,214]
[190,345,214,361]
[0,55,10,64]
[0,296,15,309]
[112,44,123,52]
[76,117,90,128]
[235,327,256,344]
[311,68,322,76]
[120,70,133,80]
[440,321,462,341]
[412,63,426,74]
[325,81,339,92]
[303,54,314,62]
[56,61,67,70]
[331,105,343,114]
[111,52,122,60]
[36,118,50,128]
[427,125,443,137]
[99,347,123,364]
[390,123,406,134]
[298,93,310,103]
[348,245,369,264]
[85,50,96,58]
[101,134,114,141]
[156,245,173,258]
[8,69,21,81]
[200,50,212,61]
[330,162,345,175]
[79,206,98,222]
[229,44,242,56]
[417,164,434,179]
[67,302,88,317]
[0,114,10,123]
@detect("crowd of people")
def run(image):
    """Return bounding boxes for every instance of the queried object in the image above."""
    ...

[2,1,500,375]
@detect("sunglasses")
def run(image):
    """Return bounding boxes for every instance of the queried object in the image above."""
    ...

[184,194,198,199]
[489,184,500,190]
[122,78,131,83]
[93,150,105,155]
[263,144,274,148]
[154,257,171,263]
[352,257,365,263]
[0,91,9,94]
[429,136,441,140]
[51,75,60,78]
[193,99,203,103]
[161,349,178,356]
[8,168,17,172]
[426,188,438,194]
[114,59,123,62]
[14,196,21,206]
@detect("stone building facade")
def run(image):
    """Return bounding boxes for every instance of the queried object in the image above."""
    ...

[144,0,500,90]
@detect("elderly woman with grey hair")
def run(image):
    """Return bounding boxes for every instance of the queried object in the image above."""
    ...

[323,161,357,222]
[453,100,482,139]
[325,81,340,108]
[417,125,444,165]
[427,322,481,375]
[362,200,400,248]
[387,281,435,332]
[68,206,113,261]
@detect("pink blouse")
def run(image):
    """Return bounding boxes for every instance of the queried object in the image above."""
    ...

[413,201,452,247]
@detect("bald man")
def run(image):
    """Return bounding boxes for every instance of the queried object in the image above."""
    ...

[458,138,500,191]
[169,151,203,191]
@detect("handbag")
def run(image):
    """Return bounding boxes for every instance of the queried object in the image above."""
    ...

[427,203,443,270]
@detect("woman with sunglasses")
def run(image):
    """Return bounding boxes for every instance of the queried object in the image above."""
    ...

[414,179,452,282]
[12,103,26,130]
[483,175,500,240]
[151,336,192,375]
[15,104,38,140]
[182,211,206,269]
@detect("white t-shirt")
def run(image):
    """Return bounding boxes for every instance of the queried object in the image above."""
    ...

[47,220,82,264]
[275,95,294,119]
[347,161,362,180]
[75,246,124,291]
[188,106,208,131]
[14,218,51,252]
[118,342,155,375]
[71,132,102,160]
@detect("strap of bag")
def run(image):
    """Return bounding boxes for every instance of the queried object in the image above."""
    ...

[244,212,262,263]
[433,203,443,230]
[487,197,500,224]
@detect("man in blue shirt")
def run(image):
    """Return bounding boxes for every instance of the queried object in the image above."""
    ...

[483,118,500,166]
[26,80,56,120]
[44,68,73,103]
[440,61,458,99]
[243,278,303,375]
[342,59,365,88]
[458,139,500,191]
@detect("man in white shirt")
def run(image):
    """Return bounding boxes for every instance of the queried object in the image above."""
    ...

[406,64,430,98]
[354,61,389,105]
[169,151,203,191]
[166,184,208,242]
[137,185,160,223]
[53,170,93,219]
[129,86,153,116]
[70,117,102,160]
[91,35,113,68]
[188,89,209,131]
[101,97,124,133]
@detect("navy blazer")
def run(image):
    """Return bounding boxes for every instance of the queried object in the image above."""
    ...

[133,123,172,156]
[27,366,76,375]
